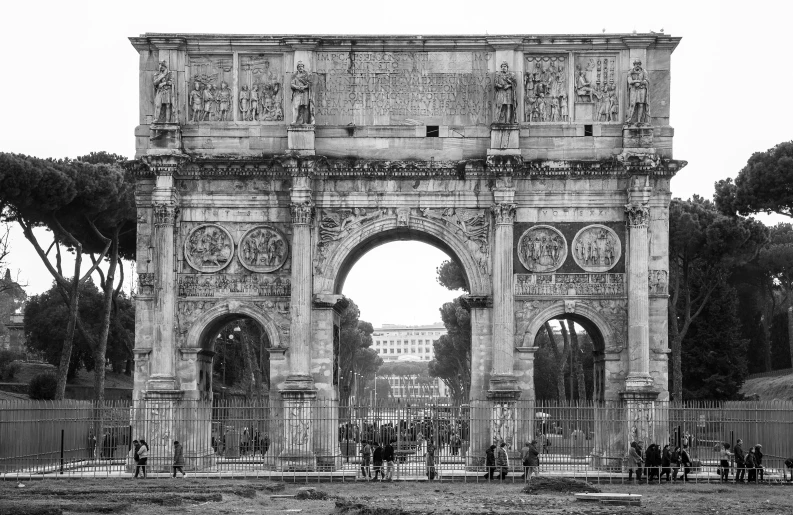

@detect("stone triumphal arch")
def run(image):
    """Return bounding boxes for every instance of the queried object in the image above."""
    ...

[130,33,685,469]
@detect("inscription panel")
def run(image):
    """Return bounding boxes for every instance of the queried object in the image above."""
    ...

[314,51,494,125]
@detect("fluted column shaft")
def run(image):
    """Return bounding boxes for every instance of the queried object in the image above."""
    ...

[625,194,652,388]
[288,201,314,383]
[490,202,517,378]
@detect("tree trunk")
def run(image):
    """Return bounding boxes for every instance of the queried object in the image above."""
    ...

[788,305,793,371]
[55,250,83,400]
[568,320,587,402]
[559,322,572,402]
[545,322,568,402]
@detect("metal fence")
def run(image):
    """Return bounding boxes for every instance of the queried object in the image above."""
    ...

[1,398,792,483]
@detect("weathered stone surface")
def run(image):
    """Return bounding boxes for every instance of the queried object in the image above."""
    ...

[128,33,685,466]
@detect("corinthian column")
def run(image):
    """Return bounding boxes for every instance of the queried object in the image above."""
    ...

[625,190,653,390]
[286,200,315,390]
[489,201,519,397]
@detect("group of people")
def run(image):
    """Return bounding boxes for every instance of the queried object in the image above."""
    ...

[340,418,467,456]
[627,441,693,482]
[358,440,398,481]
[716,439,766,483]
[484,440,541,481]
[129,439,185,479]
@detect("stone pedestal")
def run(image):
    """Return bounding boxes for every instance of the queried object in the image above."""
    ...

[288,125,316,155]
[622,126,654,148]
[149,123,182,150]
[488,124,520,155]
[278,390,317,471]
[620,389,661,449]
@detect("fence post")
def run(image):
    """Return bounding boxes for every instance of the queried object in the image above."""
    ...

[60,428,64,475]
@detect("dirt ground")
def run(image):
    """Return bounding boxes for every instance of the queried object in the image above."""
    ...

[1,478,792,515]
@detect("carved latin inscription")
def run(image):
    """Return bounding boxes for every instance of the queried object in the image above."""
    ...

[313,51,494,125]
[517,225,567,273]
[238,226,289,273]
[184,224,234,273]
[572,225,622,272]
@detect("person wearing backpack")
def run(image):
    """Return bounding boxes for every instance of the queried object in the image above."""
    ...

[360,440,372,479]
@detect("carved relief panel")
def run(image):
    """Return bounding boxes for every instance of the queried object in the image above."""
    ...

[187,55,233,123]
[239,55,284,122]
[517,225,568,273]
[524,55,568,123]
[184,224,234,273]
[571,225,622,272]
[238,226,289,273]
[573,54,619,123]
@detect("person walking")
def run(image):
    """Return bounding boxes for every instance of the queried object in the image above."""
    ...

[746,447,757,483]
[718,442,733,482]
[496,442,509,481]
[680,445,693,482]
[172,440,186,477]
[372,441,384,481]
[670,446,681,481]
[734,439,746,483]
[661,444,672,482]
[483,444,496,480]
[383,439,395,481]
[627,442,643,483]
[426,440,437,481]
[520,439,540,482]
[754,444,764,481]
[134,439,148,479]
[360,440,372,479]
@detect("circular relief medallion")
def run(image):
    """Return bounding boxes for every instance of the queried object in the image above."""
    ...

[517,225,568,272]
[184,224,234,273]
[238,226,289,273]
[571,224,622,272]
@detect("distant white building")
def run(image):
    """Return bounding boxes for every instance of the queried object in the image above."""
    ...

[371,323,446,362]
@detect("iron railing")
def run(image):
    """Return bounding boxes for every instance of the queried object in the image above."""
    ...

[1,398,791,483]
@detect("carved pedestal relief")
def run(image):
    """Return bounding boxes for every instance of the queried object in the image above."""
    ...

[574,55,619,123]
[240,55,284,122]
[572,225,622,272]
[184,224,234,273]
[491,402,516,446]
[517,225,567,272]
[188,55,233,123]
[239,226,289,273]
[524,56,568,123]
[648,270,668,295]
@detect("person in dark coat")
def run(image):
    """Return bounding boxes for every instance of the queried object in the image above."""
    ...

[745,448,757,482]
[734,439,746,483]
[372,442,384,481]
[645,444,661,481]
[483,444,497,480]
[496,442,509,480]
[520,439,540,481]
[172,440,186,477]
[383,439,395,481]
[670,446,681,481]
[661,444,672,481]
[754,444,764,481]
[680,445,693,482]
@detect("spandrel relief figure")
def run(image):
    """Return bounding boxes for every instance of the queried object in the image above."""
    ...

[184,224,234,273]
[217,82,232,121]
[560,95,569,122]
[153,61,174,123]
[189,82,203,122]
[290,61,314,125]
[239,85,250,121]
[238,226,289,273]
[626,59,650,126]
[494,61,518,124]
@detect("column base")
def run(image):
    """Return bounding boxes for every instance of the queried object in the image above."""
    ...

[623,374,655,391]
[282,375,317,393]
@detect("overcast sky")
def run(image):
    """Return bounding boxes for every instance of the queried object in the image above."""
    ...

[1,0,791,326]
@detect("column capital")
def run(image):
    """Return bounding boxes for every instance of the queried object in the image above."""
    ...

[141,153,190,176]
[290,201,315,225]
[153,202,179,226]
[491,202,517,225]
[624,202,650,228]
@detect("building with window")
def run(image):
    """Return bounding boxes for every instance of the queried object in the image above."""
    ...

[370,323,446,362]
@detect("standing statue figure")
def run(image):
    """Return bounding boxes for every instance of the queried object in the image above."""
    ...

[494,61,518,124]
[189,82,203,123]
[202,84,215,121]
[249,85,260,121]
[217,81,232,121]
[290,61,314,125]
[153,61,174,123]
[239,85,250,121]
[626,60,650,126]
